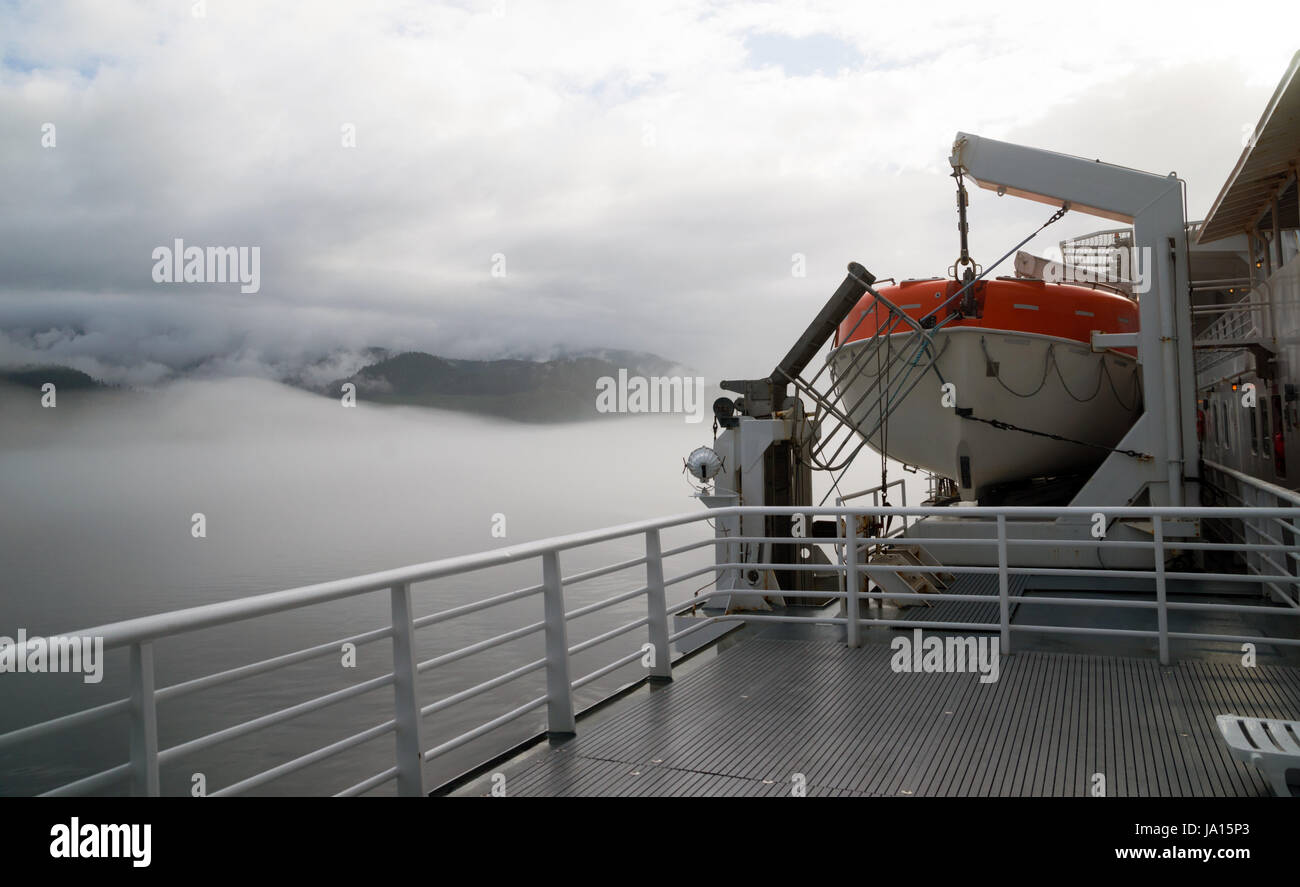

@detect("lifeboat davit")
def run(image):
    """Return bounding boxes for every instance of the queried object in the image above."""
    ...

[829,277,1142,501]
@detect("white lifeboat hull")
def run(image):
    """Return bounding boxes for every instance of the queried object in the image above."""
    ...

[828,327,1141,499]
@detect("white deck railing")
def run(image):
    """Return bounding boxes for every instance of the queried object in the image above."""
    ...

[2,491,1298,797]
[1194,295,1266,376]
[1202,459,1300,602]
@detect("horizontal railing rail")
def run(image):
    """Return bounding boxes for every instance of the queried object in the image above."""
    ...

[1202,459,1300,607]
[1194,292,1268,376]
[3,498,1298,798]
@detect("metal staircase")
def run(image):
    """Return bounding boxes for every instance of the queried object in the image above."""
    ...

[786,270,948,477]
[1194,294,1275,379]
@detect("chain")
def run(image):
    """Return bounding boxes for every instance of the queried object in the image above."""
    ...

[956,408,1152,461]
[931,199,1071,326]
[952,168,972,275]
[1042,205,1069,227]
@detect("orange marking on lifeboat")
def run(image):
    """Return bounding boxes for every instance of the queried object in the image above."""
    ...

[836,277,1138,355]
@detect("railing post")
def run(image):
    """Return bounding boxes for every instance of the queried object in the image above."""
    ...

[726,511,743,593]
[996,515,1010,654]
[128,642,160,797]
[1285,500,1300,599]
[644,530,672,682]
[389,582,427,796]
[845,514,860,648]
[1248,485,1265,591]
[1153,516,1169,665]
[541,551,576,735]
[1243,483,1259,582]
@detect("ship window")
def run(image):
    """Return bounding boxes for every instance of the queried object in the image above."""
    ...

[1249,403,1259,455]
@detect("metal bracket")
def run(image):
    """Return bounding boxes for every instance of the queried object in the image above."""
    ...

[1090,330,1139,352]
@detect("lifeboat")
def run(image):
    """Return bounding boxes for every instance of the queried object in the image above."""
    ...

[829,276,1142,501]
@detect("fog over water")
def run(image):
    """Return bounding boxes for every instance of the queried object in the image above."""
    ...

[0,378,712,629]
[0,378,920,794]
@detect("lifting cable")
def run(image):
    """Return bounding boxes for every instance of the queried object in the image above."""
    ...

[922,200,1071,335]
[955,408,1152,461]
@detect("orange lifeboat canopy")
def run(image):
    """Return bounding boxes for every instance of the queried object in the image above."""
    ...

[836,277,1138,352]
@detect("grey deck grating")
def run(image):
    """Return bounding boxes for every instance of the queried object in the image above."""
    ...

[891,572,1025,626]
[484,637,1300,796]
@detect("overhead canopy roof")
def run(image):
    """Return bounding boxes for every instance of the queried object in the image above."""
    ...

[1198,51,1300,244]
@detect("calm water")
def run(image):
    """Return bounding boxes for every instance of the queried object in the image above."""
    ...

[0,378,729,795]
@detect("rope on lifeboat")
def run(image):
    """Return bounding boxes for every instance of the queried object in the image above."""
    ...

[979,336,1143,411]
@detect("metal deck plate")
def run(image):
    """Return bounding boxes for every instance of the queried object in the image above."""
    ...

[892,573,1026,626]
[481,637,1300,796]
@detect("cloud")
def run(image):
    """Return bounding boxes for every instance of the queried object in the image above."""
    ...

[743,32,863,77]
[0,0,1294,384]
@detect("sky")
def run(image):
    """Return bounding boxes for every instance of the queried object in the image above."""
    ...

[0,0,1296,386]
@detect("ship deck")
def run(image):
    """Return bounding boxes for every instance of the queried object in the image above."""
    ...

[454,620,1300,797]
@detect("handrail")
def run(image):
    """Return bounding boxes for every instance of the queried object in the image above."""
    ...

[32,515,709,651]
[835,477,908,506]
[4,498,1300,798]
[1204,458,1300,507]
[20,503,1292,655]
[1202,460,1300,609]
